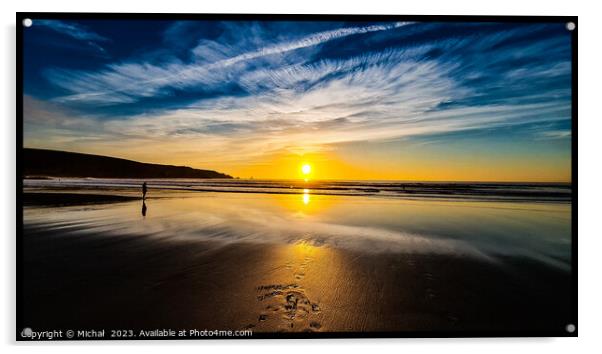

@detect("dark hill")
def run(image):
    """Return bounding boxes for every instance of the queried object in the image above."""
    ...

[23,148,232,179]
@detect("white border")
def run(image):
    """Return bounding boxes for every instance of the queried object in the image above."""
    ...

[2,0,598,351]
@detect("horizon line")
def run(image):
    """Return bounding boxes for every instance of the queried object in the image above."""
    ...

[22,146,571,185]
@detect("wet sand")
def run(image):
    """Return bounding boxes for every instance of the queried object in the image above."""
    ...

[20,190,573,335]
[24,192,139,206]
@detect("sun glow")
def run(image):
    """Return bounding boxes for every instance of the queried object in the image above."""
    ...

[300,163,313,182]
[302,164,311,175]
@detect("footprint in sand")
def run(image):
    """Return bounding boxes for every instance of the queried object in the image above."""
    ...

[292,255,313,280]
[254,283,322,331]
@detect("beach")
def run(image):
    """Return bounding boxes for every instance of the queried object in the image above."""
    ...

[21,179,573,334]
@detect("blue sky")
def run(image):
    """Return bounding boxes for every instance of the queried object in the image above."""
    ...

[22,19,573,181]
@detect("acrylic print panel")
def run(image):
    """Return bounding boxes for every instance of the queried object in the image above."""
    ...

[17,13,577,340]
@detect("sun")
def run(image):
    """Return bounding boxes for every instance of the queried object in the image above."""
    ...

[301,164,311,175]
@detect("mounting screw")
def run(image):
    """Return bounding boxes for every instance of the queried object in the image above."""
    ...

[566,323,576,333]
[566,22,575,31]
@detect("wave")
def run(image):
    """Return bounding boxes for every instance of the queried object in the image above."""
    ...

[23,178,572,202]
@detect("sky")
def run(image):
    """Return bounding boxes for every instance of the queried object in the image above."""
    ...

[23,19,572,181]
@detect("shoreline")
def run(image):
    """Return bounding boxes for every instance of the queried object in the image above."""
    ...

[23,180,572,203]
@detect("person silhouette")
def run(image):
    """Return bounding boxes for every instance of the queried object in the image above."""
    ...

[141,200,147,217]
[142,182,147,200]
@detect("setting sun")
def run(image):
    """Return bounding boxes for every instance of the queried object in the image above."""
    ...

[301,164,312,175]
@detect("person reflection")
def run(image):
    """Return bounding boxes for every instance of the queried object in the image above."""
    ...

[141,200,147,217]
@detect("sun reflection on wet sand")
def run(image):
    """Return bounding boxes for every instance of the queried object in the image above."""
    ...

[302,189,310,205]
[23,189,571,267]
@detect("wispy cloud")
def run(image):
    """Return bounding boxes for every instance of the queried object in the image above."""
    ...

[36,20,109,53]
[45,22,412,104]
[537,130,572,140]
